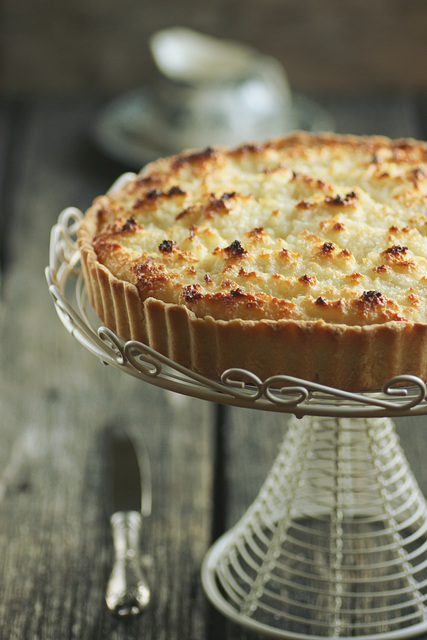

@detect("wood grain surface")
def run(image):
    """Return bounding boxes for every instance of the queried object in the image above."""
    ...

[2,0,427,95]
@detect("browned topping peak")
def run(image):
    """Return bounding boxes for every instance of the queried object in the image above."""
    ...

[346,271,363,282]
[279,248,292,260]
[206,192,237,214]
[230,287,245,297]
[133,185,186,209]
[299,274,315,285]
[384,245,408,255]
[408,291,422,304]
[292,172,326,189]
[133,259,170,290]
[410,166,426,179]
[122,215,137,232]
[318,219,346,231]
[263,163,287,175]
[231,142,263,156]
[168,185,187,196]
[315,296,328,306]
[146,188,163,199]
[325,192,358,206]
[321,242,335,254]
[186,266,197,276]
[224,240,247,256]
[314,297,344,309]
[172,146,217,168]
[186,224,197,240]
[182,283,203,301]
[247,227,265,241]
[133,174,167,190]
[159,239,176,253]
[390,225,410,233]
[221,278,237,289]
[361,290,386,305]
[95,205,111,225]
[296,200,313,210]
[373,264,390,273]
[240,267,259,279]
[175,206,195,221]
[381,245,416,269]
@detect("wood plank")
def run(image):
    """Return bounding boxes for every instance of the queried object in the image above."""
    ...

[0,99,26,276]
[3,0,427,95]
[416,92,427,142]
[0,98,215,639]
[317,92,422,139]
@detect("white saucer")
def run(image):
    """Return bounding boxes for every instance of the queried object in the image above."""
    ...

[92,88,335,169]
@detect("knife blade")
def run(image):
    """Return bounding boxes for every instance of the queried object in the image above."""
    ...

[104,426,152,617]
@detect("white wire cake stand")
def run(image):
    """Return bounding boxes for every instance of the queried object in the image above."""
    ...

[47,199,427,640]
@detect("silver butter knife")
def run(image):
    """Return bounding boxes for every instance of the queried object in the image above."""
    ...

[104,427,152,617]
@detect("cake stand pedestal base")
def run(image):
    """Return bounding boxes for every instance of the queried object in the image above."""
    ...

[202,415,427,639]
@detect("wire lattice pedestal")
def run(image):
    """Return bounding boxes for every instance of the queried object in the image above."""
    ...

[202,415,427,640]
[47,203,427,639]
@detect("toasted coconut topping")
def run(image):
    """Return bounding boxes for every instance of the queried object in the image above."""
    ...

[82,132,427,325]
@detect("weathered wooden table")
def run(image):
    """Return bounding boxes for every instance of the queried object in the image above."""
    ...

[1,93,427,640]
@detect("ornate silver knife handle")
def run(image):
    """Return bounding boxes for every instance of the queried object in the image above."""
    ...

[105,511,151,616]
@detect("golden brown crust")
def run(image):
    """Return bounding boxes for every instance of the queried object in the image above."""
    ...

[77,132,427,390]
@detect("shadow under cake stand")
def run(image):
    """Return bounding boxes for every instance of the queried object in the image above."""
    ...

[47,204,427,640]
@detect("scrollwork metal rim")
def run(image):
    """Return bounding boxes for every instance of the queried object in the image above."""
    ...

[47,206,427,417]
